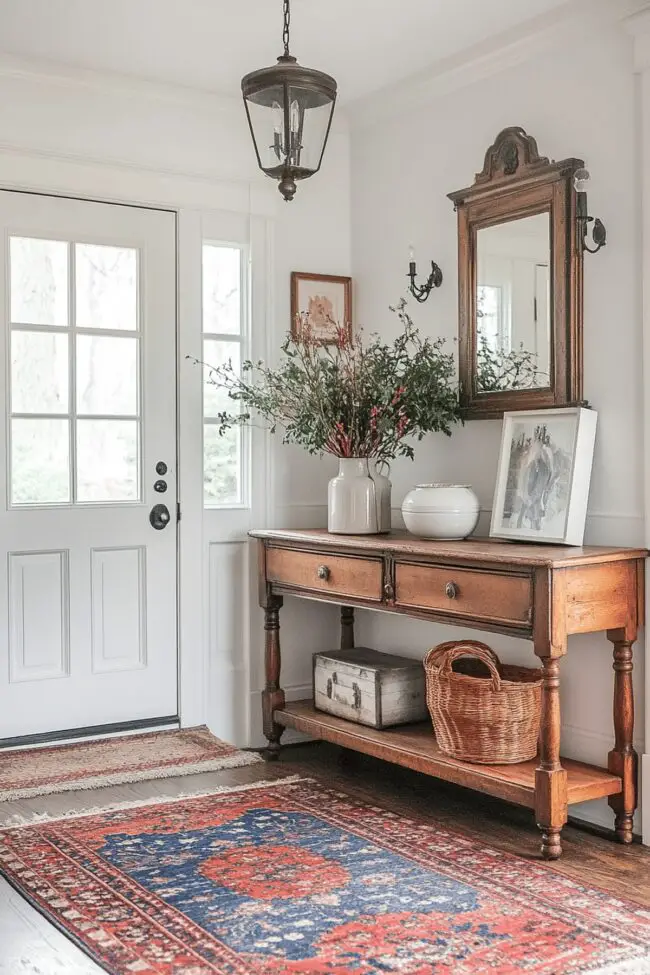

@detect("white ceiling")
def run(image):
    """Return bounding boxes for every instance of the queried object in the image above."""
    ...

[0,0,575,104]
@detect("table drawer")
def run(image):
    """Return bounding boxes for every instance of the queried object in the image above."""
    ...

[266,547,383,602]
[395,562,532,626]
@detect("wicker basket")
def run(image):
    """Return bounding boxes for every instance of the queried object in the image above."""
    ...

[423,640,543,764]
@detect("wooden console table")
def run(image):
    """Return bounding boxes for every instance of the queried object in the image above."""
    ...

[251,529,647,859]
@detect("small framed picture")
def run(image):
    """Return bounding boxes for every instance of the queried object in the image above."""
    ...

[490,407,597,546]
[291,272,352,345]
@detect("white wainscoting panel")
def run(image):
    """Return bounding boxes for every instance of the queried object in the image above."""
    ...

[9,551,70,683]
[91,547,147,674]
[208,541,249,744]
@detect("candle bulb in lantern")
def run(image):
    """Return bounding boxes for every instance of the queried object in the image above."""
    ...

[272,101,284,161]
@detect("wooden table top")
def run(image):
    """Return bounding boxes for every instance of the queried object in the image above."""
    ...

[250,529,648,569]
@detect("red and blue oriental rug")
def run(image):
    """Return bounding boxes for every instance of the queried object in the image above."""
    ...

[1,777,649,974]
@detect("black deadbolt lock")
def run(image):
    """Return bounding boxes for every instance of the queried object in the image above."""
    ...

[156,461,168,475]
[149,503,171,530]
[154,480,167,493]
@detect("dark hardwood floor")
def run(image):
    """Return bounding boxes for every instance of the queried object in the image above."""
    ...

[2,738,650,972]
[242,741,650,908]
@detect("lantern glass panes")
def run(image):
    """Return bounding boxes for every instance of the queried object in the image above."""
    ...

[243,82,285,178]
[287,85,335,174]
[242,62,336,199]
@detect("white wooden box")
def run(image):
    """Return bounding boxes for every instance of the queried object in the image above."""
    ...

[313,647,428,729]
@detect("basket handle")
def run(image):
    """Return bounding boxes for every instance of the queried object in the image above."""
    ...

[438,641,503,692]
[423,639,494,669]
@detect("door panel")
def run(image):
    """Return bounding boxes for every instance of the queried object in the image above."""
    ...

[0,192,178,739]
[8,550,69,683]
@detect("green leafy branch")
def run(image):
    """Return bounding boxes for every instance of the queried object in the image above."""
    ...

[191,298,461,463]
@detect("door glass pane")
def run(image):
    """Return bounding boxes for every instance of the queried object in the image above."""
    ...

[203,245,241,335]
[76,244,138,330]
[203,340,240,418]
[10,237,68,327]
[12,419,70,504]
[204,424,241,506]
[77,420,139,502]
[77,335,138,416]
[11,331,69,414]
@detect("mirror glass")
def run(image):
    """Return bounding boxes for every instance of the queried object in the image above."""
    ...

[475,212,551,394]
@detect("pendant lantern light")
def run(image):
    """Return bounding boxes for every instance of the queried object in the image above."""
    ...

[241,0,337,201]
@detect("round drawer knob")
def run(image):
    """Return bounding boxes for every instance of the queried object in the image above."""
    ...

[445,581,458,600]
[317,565,331,581]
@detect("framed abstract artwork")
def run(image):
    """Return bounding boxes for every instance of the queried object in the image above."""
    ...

[291,272,352,345]
[490,406,597,546]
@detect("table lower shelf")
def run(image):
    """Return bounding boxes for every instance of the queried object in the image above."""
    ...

[275,701,622,810]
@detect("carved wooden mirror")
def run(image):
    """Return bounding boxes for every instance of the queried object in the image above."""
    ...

[448,127,585,420]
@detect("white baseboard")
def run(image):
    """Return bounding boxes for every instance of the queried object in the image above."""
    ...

[247,684,639,835]
[558,727,643,834]
[248,684,313,749]
[642,753,650,845]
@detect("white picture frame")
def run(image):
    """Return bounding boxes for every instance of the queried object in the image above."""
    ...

[490,407,597,546]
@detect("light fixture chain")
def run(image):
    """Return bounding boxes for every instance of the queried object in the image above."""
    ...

[282,0,291,57]
[241,0,336,201]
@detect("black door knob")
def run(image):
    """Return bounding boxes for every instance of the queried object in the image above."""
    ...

[149,503,171,530]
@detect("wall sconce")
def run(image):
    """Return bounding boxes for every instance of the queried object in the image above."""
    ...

[407,246,443,302]
[574,169,606,255]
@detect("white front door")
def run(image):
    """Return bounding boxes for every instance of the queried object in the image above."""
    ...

[0,191,178,741]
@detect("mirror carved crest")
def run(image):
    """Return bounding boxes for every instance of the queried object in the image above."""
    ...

[448,127,585,420]
[475,126,549,184]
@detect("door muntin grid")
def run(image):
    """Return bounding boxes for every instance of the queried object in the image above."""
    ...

[7,236,143,507]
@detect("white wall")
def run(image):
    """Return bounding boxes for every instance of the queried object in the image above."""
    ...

[0,22,643,832]
[0,57,351,747]
[350,21,644,830]
[249,140,350,744]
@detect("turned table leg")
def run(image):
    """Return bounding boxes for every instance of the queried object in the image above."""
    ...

[262,596,285,761]
[341,606,355,650]
[607,627,638,843]
[535,656,568,859]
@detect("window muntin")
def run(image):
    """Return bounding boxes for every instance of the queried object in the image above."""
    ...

[202,243,247,508]
[8,237,142,506]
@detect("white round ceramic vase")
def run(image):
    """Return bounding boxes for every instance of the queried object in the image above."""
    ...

[401,483,479,540]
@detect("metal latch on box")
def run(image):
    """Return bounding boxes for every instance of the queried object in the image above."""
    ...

[326,673,362,709]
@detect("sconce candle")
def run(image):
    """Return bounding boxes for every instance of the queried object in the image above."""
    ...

[406,250,443,303]
[574,168,606,254]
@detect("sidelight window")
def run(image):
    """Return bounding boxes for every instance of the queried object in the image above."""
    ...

[202,243,248,507]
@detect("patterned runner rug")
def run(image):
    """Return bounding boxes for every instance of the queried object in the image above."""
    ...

[1,776,649,974]
[0,726,261,801]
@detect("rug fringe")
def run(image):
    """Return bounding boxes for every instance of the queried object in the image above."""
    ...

[0,750,264,803]
[587,957,650,974]
[0,774,308,829]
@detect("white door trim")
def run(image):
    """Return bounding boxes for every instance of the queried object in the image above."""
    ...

[0,144,277,218]
[177,209,205,729]
[0,144,276,737]
[194,211,274,743]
